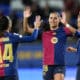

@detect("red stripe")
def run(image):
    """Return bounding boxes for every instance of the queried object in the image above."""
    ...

[0,69,5,77]
[42,31,54,65]
[64,27,72,35]
[0,40,5,76]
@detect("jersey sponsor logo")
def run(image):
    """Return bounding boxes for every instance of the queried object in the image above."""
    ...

[51,37,58,44]
[0,43,13,67]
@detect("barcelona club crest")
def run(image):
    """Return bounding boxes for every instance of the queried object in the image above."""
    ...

[51,37,58,44]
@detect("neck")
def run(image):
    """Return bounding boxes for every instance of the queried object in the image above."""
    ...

[50,26,59,30]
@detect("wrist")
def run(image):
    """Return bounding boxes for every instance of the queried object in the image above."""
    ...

[34,24,40,30]
[24,17,28,22]
[34,26,39,30]
[34,27,39,30]
[65,23,70,28]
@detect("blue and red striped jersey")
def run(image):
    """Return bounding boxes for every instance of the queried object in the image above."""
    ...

[0,29,38,77]
[42,26,72,65]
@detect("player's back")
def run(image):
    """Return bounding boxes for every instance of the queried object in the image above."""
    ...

[0,32,19,77]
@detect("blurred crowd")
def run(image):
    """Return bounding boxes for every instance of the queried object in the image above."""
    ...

[0,0,80,36]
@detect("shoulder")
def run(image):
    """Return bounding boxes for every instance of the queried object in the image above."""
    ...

[12,33,23,38]
[7,33,23,40]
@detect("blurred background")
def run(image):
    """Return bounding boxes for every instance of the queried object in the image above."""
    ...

[0,0,80,80]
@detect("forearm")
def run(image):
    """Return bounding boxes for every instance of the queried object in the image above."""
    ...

[31,29,39,40]
[23,17,28,32]
[19,29,39,42]
[64,23,80,37]
[61,12,76,34]
[23,17,34,33]
[64,23,76,34]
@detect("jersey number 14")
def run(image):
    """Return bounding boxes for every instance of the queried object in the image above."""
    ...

[0,44,13,63]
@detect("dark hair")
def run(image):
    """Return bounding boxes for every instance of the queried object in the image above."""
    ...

[0,16,9,37]
[49,11,60,18]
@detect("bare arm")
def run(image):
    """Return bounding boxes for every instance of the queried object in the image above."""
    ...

[23,17,34,33]
[61,12,76,34]
[23,6,42,33]
[23,6,34,33]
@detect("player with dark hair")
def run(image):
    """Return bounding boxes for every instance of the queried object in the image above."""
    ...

[23,6,80,80]
[42,11,76,80]
[0,15,39,80]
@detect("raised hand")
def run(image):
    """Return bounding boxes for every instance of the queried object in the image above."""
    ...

[34,15,42,29]
[24,6,32,18]
[60,11,67,24]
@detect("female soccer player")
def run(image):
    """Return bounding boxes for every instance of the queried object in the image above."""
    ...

[0,15,40,80]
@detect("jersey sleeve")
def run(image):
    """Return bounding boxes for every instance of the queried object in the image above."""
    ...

[75,31,80,37]
[64,27,72,36]
[13,29,38,43]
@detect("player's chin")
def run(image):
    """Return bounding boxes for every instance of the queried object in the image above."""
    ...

[52,25,57,28]
[53,23,58,26]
